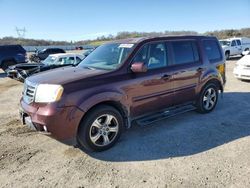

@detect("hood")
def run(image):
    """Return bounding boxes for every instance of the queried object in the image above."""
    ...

[237,55,250,65]
[221,45,229,49]
[26,66,108,85]
[9,63,44,70]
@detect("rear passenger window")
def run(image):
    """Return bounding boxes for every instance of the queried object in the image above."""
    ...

[171,41,199,65]
[203,40,222,63]
[236,40,241,45]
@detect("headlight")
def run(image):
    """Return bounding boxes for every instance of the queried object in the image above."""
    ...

[35,84,64,103]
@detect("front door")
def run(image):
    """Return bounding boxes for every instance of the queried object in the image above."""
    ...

[127,41,175,117]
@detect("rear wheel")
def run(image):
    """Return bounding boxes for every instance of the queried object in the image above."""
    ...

[77,105,124,152]
[196,83,218,113]
[225,51,230,60]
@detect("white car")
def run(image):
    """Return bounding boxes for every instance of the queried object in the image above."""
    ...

[7,53,85,82]
[233,51,250,80]
[42,53,85,65]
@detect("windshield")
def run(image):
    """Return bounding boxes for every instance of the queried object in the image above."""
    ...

[43,56,76,65]
[43,56,57,65]
[78,43,134,70]
[219,40,230,46]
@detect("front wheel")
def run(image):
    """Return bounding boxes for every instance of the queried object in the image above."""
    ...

[196,83,218,113]
[77,105,124,152]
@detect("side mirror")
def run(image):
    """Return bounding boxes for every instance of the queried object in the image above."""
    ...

[131,62,147,73]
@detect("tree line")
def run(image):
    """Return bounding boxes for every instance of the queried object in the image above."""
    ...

[1,28,250,46]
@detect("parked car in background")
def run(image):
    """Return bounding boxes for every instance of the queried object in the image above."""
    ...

[219,37,250,60]
[7,53,84,82]
[20,36,225,151]
[75,46,83,50]
[29,48,66,63]
[82,47,96,57]
[0,45,27,71]
[233,50,250,80]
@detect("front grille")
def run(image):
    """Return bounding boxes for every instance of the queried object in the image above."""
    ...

[23,80,37,104]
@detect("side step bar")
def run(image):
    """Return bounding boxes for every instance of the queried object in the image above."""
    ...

[135,104,196,126]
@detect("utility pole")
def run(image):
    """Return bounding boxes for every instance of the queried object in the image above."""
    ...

[15,27,26,38]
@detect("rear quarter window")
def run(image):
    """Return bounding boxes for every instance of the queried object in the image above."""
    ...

[202,40,222,63]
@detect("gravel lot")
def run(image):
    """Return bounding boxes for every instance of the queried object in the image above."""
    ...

[0,58,249,188]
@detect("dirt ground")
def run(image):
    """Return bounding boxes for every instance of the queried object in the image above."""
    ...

[0,58,249,188]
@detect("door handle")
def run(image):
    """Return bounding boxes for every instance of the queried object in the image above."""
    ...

[161,74,171,80]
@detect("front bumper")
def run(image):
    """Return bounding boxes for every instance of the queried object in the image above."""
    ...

[7,69,26,82]
[233,68,250,80]
[20,99,84,141]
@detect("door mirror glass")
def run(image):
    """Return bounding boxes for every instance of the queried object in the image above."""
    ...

[131,62,147,73]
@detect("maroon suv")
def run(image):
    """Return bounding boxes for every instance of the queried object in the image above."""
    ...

[20,36,226,151]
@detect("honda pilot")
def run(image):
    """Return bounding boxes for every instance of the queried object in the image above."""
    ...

[20,36,226,151]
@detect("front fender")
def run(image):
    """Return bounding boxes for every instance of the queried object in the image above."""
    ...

[78,91,129,116]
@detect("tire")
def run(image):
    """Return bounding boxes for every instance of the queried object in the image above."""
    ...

[1,60,16,72]
[196,83,219,114]
[77,105,124,152]
[225,51,230,60]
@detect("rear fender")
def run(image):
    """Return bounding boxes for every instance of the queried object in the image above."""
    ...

[197,70,224,94]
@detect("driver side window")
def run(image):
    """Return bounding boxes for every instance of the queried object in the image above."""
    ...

[132,42,168,70]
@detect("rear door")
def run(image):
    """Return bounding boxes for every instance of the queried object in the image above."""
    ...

[230,40,239,55]
[236,40,243,53]
[169,40,202,105]
[128,41,175,117]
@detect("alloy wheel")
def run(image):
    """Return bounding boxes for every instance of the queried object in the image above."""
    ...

[203,88,217,110]
[89,114,119,147]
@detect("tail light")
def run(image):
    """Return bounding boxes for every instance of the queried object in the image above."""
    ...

[217,64,226,83]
